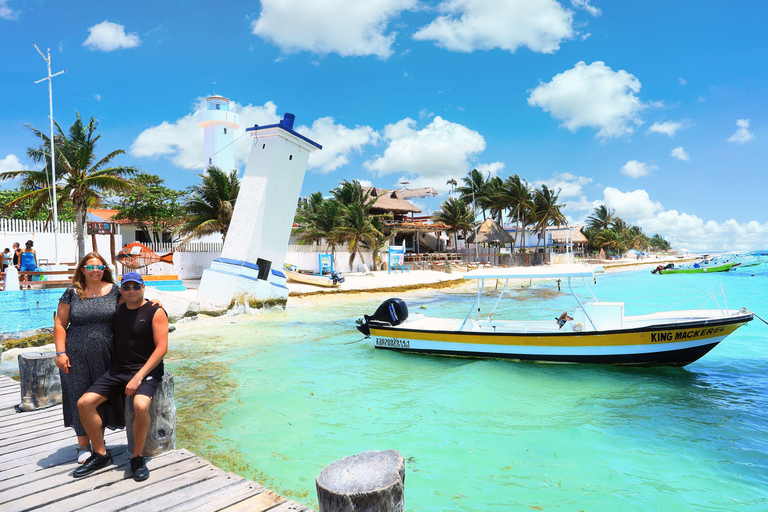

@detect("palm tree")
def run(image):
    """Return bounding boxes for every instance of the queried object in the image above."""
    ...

[587,205,615,231]
[0,113,138,261]
[335,202,382,271]
[456,168,491,221]
[294,193,344,258]
[595,228,620,254]
[432,196,475,250]
[581,226,601,255]
[446,178,458,196]
[502,175,533,252]
[180,166,240,242]
[532,185,567,249]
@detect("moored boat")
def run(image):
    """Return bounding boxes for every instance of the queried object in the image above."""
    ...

[283,263,344,287]
[356,265,753,367]
[651,260,735,274]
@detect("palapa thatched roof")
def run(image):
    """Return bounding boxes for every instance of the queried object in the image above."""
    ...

[363,187,422,214]
[383,220,452,234]
[466,218,514,244]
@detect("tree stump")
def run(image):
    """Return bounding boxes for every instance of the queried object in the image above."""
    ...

[125,372,176,456]
[316,450,405,512]
[17,352,62,411]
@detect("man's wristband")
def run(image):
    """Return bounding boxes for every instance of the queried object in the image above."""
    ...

[56,351,66,356]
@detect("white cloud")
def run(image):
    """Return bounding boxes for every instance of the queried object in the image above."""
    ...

[93,94,102,102]
[577,186,768,252]
[602,187,663,220]
[527,61,644,139]
[364,116,487,192]
[639,211,768,253]
[358,179,373,188]
[0,154,22,173]
[474,161,505,179]
[419,108,434,119]
[647,120,683,137]
[535,172,593,198]
[678,78,688,86]
[251,0,416,58]
[728,119,754,144]
[130,98,280,170]
[297,117,379,174]
[571,0,601,17]
[413,0,574,54]
[0,0,18,20]
[671,146,689,161]
[621,160,657,178]
[83,21,141,51]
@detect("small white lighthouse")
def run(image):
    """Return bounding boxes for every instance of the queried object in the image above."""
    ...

[197,95,240,172]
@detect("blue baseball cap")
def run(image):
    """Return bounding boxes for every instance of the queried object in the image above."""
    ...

[120,272,144,285]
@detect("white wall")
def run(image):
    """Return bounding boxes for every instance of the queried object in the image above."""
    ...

[1,219,122,266]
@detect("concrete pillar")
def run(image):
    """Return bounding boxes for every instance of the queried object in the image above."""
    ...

[17,351,62,411]
[125,372,176,456]
[316,450,405,512]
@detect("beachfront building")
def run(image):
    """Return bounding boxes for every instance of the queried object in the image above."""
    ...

[197,95,240,172]
[503,225,586,255]
[364,186,447,252]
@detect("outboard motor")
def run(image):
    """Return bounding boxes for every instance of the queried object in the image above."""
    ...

[356,298,409,336]
[331,270,344,285]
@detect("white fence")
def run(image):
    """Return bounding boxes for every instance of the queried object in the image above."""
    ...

[0,218,84,235]
[1,217,122,265]
[139,242,224,253]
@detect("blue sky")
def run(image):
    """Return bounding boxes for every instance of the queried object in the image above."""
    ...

[1,0,766,251]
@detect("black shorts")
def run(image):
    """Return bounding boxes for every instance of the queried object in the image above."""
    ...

[88,367,162,400]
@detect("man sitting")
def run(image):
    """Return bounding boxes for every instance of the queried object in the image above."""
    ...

[74,272,168,482]
[556,311,573,329]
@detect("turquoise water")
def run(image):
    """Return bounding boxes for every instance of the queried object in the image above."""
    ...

[0,289,61,333]
[169,265,768,511]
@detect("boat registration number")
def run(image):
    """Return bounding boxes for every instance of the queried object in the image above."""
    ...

[375,337,410,349]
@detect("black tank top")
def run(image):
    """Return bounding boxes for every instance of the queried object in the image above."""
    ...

[113,301,165,374]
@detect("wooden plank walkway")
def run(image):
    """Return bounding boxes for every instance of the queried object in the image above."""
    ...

[0,375,312,512]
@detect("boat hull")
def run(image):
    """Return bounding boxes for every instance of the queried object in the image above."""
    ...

[284,269,340,287]
[658,262,734,274]
[368,315,752,367]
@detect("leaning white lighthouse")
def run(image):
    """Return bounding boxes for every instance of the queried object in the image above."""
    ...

[197,95,240,172]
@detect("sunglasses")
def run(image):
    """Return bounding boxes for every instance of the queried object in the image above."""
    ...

[121,284,143,291]
[83,265,106,271]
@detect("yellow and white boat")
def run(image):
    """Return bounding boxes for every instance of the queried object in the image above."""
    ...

[355,265,753,367]
[283,263,344,287]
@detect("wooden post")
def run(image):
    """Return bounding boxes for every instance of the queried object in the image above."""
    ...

[17,352,62,411]
[316,450,405,512]
[125,372,176,456]
[110,233,117,267]
[91,233,98,254]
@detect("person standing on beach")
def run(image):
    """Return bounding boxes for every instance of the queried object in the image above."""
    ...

[12,242,21,269]
[18,240,37,282]
[54,252,126,464]
[74,272,168,482]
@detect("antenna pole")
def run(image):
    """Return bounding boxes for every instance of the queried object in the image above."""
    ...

[33,43,66,266]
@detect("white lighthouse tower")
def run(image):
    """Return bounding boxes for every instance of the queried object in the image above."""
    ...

[197,96,240,171]
[197,113,322,308]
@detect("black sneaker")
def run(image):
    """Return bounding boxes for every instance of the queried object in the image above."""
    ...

[130,456,150,482]
[73,450,112,478]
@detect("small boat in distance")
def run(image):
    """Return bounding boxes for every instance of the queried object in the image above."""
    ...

[283,263,344,287]
[356,265,753,367]
[651,258,735,274]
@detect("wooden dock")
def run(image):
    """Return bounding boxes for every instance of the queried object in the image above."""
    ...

[0,375,312,512]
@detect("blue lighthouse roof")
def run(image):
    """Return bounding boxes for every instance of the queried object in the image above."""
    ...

[246,113,322,150]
